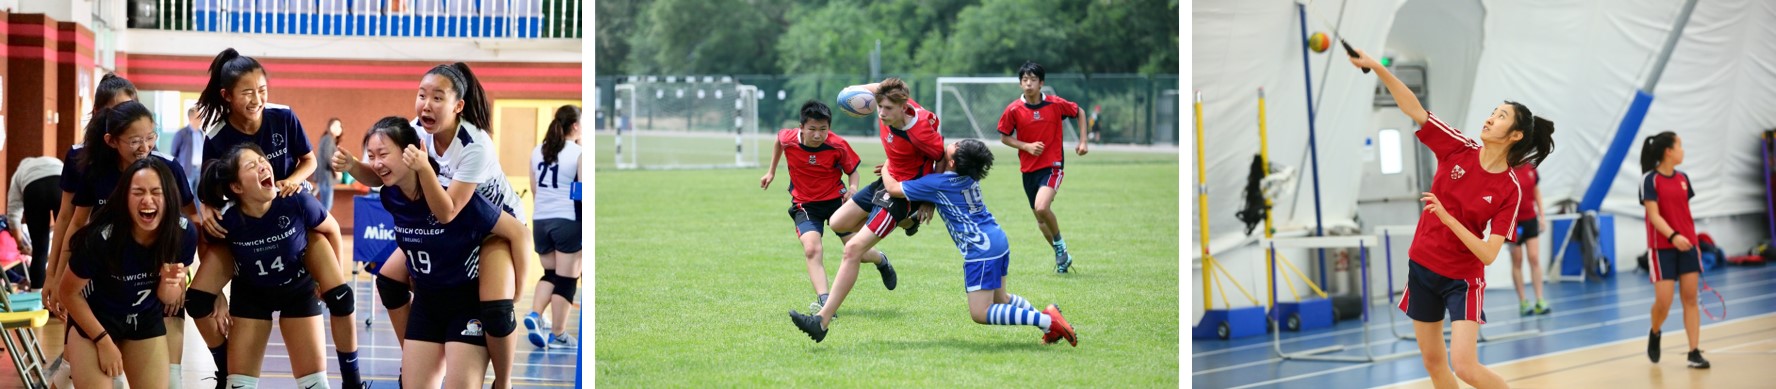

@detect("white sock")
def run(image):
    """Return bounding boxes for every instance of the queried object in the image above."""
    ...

[168,363,183,389]
[1006,294,1034,310]
[296,372,331,389]
[986,304,1053,332]
[227,374,258,389]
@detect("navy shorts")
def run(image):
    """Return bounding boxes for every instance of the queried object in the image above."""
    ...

[964,252,1011,292]
[1509,218,1540,243]
[230,281,323,320]
[72,309,167,342]
[1021,167,1066,208]
[533,218,581,254]
[1398,261,1488,324]
[788,197,844,237]
[850,180,914,238]
[1650,248,1702,283]
[405,284,487,346]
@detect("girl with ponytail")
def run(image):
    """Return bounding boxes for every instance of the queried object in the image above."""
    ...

[1349,46,1556,389]
[193,47,363,388]
[331,62,528,387]
[1637,131,1711,369]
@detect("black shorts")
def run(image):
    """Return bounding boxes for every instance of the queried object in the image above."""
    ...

[1509,218,1540,243]
[1650,248,1702,283]
[1021,167,1066,208]
[405,284,487,346]
[789,197,845,237]
[1398,261,1488,324]
[230,281,323,320]
[71,310,168,342]
[533,218,582,254]
[850,180,915,238]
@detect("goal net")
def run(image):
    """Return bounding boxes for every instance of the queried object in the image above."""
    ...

[935,77,1082,142]
[612,79,762,170]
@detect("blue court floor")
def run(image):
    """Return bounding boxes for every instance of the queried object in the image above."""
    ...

[1192,263,1776,388]
[12,264,582,388]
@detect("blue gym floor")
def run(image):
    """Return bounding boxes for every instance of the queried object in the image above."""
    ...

[214,274,582,388]
[1192,264,1776,388]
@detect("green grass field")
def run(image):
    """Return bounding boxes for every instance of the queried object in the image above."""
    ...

[594,133,1180,386]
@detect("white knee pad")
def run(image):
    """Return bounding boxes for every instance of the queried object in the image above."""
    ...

[227,374,258,389]
[296,372,331,389]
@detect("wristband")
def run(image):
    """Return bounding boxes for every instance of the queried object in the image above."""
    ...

[92,330,109,343]
[1667,231,1679,242]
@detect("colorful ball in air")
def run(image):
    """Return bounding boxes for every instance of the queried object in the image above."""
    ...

[1309,32,1331,53]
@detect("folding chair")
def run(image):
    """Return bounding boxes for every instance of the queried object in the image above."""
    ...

[0,267,50,388]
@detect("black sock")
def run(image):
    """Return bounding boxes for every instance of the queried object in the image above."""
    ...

[818,293,829,305]
[210,343,228,384]
[339,350,362,386]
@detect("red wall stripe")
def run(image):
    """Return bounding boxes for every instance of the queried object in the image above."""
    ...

[130,74,580,93]
[125,58,579,78]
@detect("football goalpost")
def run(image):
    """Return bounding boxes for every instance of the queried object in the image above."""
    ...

[935,77,1076,140]
[613,78,762,170]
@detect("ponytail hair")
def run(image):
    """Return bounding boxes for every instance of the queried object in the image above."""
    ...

[1503,100,1555,168]
[196,48,266,129]
[197,143,267,208]
[77,100,156,173]
[424,63,491,133]
[362,117,439,179]
[542,105,579,165]
[79,74,139,171]
[1640,131,1679,174]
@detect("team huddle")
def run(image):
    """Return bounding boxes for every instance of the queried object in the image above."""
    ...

[41,48,583,389]
[764,62,1084,346]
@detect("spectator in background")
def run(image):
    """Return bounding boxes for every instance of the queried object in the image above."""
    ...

[313,117,343,210]
[7,156,62,291]
[170,105,204,190]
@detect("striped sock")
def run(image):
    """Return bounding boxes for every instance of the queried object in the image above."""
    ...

[986,304,1053,332]
[1006,294,1034,310]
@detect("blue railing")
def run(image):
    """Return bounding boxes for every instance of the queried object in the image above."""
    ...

[152,0,580,39]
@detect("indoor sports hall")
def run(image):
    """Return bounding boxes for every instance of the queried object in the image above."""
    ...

[1192,1,1776,387]
[0,1,582,387]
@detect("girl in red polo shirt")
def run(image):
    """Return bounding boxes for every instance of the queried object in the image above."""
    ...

[1351,48,1554,389]
[1638,131,1709,369]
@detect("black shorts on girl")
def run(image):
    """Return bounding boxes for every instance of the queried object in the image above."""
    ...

[404,284,487,346]
[1398,261,1488,324]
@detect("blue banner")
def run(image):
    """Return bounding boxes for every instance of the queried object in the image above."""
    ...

[353,194,399,270]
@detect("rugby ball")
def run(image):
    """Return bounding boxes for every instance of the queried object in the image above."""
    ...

[837,87,876,118]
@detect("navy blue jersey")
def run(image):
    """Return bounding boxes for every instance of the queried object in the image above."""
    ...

[217,194,329,289]
[900,172,1010,260]
[380,185,501,291]
[72,153,194,210]
[69,218,198,317]
[58,147,82,193]
[204,106,313,180]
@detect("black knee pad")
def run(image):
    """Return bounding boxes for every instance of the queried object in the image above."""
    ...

[479,299,517,337]
[375,275,411,309]
[538,273,556,289]
[322,284,355,316]
[552,276,579,302]
[185,289,218,319]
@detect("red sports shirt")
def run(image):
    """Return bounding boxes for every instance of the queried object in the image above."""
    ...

[1513,164,1539,221]
[1407,112,1522,279]
[879,98,946,182]
[777,128,861,203]
[997,93,1081,173]
[1640,170,1696,250]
